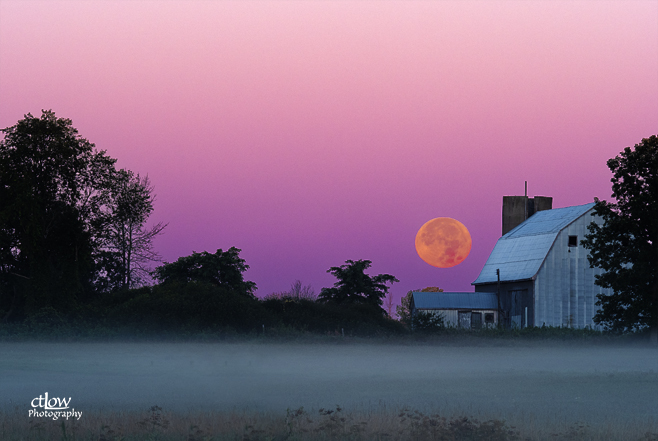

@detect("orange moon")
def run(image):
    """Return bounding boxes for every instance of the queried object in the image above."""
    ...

[415,217,472,268]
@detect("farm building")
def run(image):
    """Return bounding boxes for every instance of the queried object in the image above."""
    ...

[410,291,499,329]
[472,201,612,329]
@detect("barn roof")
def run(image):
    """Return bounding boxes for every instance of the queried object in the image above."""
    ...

[412,292,498,310]
[472,203,595,285]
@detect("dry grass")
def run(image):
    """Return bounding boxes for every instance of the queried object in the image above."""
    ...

[1,405,657,441]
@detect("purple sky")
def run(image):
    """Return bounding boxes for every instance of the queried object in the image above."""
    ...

[1,1,656,307]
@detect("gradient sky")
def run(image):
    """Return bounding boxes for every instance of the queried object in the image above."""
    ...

[1,1,657,307]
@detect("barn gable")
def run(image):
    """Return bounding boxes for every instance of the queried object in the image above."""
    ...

[473,203,595,285]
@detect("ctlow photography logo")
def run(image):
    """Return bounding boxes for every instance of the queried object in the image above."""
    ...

[29,393,82,420]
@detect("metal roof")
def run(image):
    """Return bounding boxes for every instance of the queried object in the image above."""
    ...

[472,203,595,285]
[412,292,498,310]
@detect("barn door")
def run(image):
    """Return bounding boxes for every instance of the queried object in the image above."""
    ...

[471,312,482,329]
[509,289,527,328]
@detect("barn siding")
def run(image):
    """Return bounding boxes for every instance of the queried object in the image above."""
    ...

[416,309,498,328]
[534,212,610,329]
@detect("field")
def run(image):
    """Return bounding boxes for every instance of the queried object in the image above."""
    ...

[1,340,657,440]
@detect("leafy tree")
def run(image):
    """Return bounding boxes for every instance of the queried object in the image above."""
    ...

[0,111,115,319]
[396,287,444,326]
[420,286,444,293]
[95,171,166,291]
[582,135,658,342]
[153,248,256,297]
[0,111,165,321]
[396,291,415,325]
[318,259,398,314]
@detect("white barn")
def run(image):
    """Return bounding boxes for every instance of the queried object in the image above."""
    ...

[472,202,612,329]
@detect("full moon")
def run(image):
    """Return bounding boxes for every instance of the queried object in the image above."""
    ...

[415,217,472,268]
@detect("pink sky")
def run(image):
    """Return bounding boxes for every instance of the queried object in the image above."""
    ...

[1,1,657,306]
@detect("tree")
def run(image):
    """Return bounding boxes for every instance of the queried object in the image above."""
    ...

[0,111,114,318]
[265,280,316,301]
[288,280,316,300]
[581,135,658,342]
[396,287,444,326]
[95,171,166,291]
[396,291,415,325]
[153,248,256,298]
[0,110,165,320]
[318,259,398,314]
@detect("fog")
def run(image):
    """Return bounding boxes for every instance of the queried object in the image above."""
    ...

[2,342,657,424]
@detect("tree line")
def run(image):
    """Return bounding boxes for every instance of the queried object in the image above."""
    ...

[1,111,656,339]
[0,111,403,335]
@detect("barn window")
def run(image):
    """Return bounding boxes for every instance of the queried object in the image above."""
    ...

[568,235,578,247]
[485,313,494,324]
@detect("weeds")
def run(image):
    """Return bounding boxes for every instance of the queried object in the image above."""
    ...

[396,407,520,441]
[0,405,655,440]
[98,423,124,441]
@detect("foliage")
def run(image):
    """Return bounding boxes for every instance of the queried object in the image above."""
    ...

[114,283,265,333]
[265,280,315,301]
[582,135,658,337]
[94,171,166,292]
[318,259,399,314]
[412,310,445,332]
[262,297,406,336]
[397,291,415,324]
[0,111,112,319]
[153,248,256,297]
[397,287,444,325]
[0,111,166,321]
[420,286,444,292]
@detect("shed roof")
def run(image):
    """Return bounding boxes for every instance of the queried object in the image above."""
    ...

[472,203,595,285]
[412,292,498,310]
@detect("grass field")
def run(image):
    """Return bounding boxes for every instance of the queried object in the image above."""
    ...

[1,339,657,440]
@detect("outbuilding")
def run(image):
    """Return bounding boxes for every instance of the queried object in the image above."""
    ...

[410,291,499,329]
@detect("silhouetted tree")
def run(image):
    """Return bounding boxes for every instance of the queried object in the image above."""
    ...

[0,111,115,319]
[582,135,658,342]
[153,248,256,298]
[0,111,166,321]
[265,280,315,301]
[318,259,398,314]
[95,171,166,291]
[396,291,416,325]
[396,287,443,326]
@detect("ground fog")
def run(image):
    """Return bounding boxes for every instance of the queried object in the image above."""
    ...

[1,342,657,426]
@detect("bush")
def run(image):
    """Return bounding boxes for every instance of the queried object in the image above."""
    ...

[412,310,445,333]
[87,282,270,333]
[262,298,406,336]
